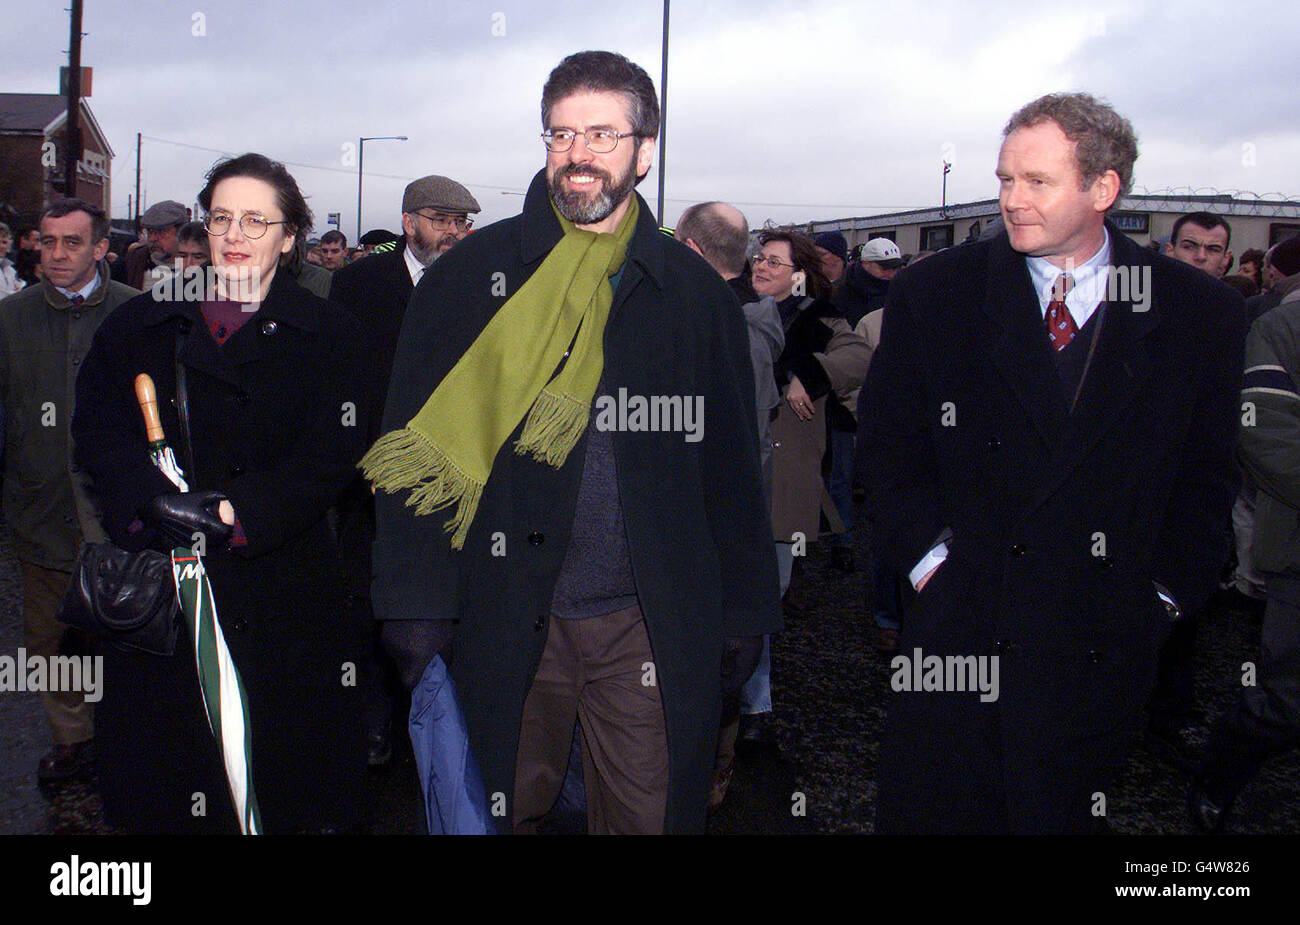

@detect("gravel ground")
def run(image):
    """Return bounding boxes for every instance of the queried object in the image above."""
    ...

[3,508,1296,835]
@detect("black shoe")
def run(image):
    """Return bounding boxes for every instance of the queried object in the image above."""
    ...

[738,713,768,744]
[38,740,94,783]
[830,546,856,574]
[736,714,779,761]
[1187,777,1231,833]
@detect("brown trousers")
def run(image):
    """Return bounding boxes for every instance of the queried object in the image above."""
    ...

[513,604,668,834]
[21,561,94,745]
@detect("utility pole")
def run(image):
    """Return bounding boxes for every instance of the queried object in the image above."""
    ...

[63,0,84,198]
[657,0,669,226]
[134,132,142,234]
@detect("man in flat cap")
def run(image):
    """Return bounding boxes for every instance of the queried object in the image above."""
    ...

[115,199,188,290]
[328,173,480,765]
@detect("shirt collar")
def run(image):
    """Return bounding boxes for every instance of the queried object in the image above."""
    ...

[54,271,103,302]
[404,244,429,286]
[1025,226,1111,326]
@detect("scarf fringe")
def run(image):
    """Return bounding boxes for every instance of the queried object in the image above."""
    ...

[514,388,589,466]
[360,427,484,549]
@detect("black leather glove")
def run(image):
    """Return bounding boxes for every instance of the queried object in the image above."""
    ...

[139,491,233,550]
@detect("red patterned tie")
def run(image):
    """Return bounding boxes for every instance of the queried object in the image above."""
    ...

[1045,272,1076,351]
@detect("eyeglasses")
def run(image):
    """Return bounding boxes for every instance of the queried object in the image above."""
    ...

[414,210,473,232]
[204,212,288,240]
[751,253,798,270]
[541,129,638,154]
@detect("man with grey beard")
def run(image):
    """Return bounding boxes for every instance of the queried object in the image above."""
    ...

[327,174,480,766]
[368,50,779,833]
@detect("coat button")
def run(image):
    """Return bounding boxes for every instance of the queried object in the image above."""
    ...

[260,320,278,336]
[71,356,80,365]
[72,310,82,320]
[1088,649,1103,664]
[230,617,248,633]
[527,531,545,546]
[534,615,546,631]
[987,436,1001,450]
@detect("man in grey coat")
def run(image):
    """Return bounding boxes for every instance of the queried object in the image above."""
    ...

[675,200,784,807]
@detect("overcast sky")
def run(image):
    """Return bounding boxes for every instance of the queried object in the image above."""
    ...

[5,0,1298,236]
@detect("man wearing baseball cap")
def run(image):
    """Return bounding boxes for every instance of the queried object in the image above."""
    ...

[833,236,903,328]
[328,173,480,766]
[117,199,188,290]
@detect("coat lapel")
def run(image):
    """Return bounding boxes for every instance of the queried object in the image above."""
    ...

[982,234,1069,450]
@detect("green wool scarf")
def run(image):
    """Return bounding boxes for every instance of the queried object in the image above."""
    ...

[360,195,639,549]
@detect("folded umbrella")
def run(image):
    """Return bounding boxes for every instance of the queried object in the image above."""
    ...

[136,373,262,835]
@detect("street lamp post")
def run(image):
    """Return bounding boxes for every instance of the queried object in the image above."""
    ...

[357,135,407,243]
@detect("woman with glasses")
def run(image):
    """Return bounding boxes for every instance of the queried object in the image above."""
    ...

[752,230,871,605]
[73,153,370,834]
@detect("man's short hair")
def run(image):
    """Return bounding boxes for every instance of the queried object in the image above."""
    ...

[1271,235,1300,277]
[1004,92,1139,200]
[1170,211,1232,248]
[320,229,348,248]
[541,50,660,140]
[676,202,748,275]
[177,220,207,247]
[41,197,110,243]
[1239,248,1266,269]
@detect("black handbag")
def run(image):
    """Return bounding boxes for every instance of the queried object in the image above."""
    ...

[58,321,194,656]
[60,543,181,655]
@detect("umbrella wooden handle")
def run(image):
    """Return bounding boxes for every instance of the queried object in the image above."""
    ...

[134,373,166,443]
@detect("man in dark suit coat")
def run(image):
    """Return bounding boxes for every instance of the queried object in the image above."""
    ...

[858,92,1246,834]
[327,175,480,764]
[371,51,780,833]
[328,175,481,444]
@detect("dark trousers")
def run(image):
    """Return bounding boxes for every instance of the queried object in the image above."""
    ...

[21,561,94,745]
[1202,571,1300,801]
[513,604,668,834]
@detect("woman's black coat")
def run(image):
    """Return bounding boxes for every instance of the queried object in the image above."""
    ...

[72,271,370,833]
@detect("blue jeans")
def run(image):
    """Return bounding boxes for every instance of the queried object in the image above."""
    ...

[744,543,792,715]
[827,428,856,546]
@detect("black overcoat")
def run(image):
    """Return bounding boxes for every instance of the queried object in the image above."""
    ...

[858,225,1246,833]
[373,170,783,833]
[72,271,370,833]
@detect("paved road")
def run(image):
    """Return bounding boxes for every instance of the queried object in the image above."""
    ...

[2,511,1296,835]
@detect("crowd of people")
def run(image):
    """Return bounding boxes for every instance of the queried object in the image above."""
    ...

[3,49,1299,835]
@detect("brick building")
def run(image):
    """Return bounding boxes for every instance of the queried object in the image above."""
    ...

[0,92,113,231]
